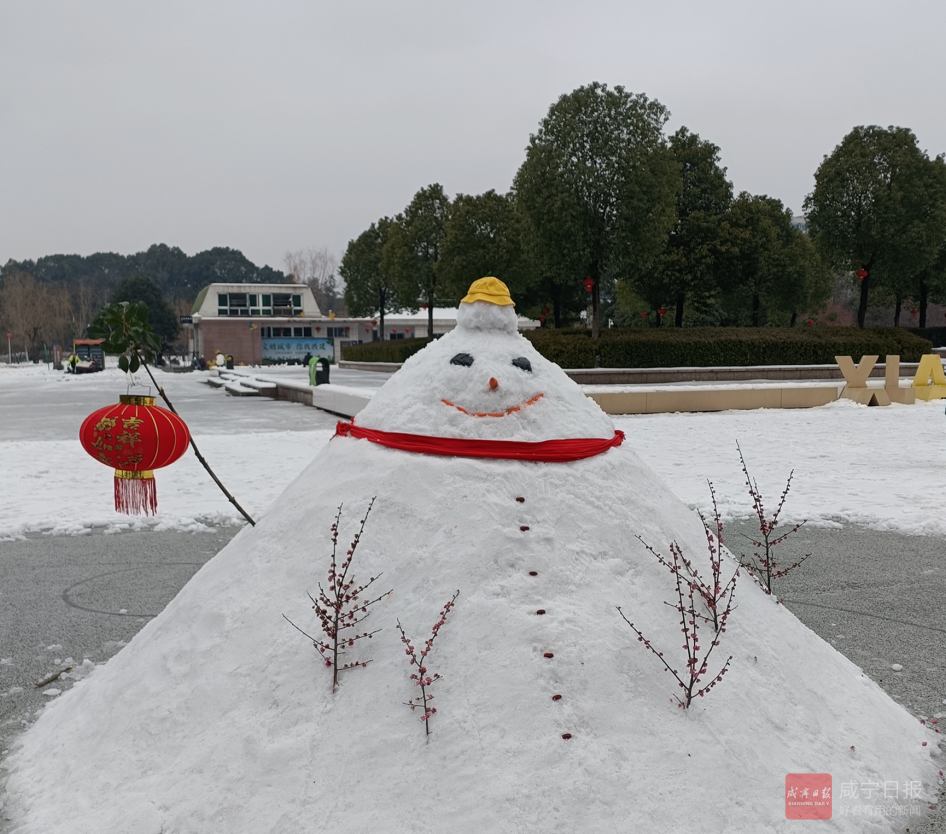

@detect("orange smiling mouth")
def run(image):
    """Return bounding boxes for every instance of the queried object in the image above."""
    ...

[441,393,544,418]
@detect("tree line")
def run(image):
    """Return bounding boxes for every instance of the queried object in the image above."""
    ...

[342,82,946,339]
[0,245,287,356]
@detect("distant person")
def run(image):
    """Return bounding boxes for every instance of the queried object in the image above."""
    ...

[302,351,312,367]
[198,356,207,371]
[67,352,79,373]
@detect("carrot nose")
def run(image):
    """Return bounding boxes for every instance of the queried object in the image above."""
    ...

[489,377,499,390]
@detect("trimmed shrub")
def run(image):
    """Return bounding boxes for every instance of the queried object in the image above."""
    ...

[908,327,946,348]
[524,327,932,369]
[341,328,932,368]
[341,338,434,363]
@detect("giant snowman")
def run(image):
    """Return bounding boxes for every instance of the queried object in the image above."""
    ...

[4,279,939,833]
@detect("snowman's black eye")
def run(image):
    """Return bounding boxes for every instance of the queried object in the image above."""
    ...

[512,357,532,373]
[451,353,474,367]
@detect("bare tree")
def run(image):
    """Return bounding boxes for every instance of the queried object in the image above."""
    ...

[284,246,345,315]
[71,281,96,338]
[0,273,73,357]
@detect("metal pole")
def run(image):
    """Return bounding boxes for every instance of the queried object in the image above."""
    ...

[6,333,10,364]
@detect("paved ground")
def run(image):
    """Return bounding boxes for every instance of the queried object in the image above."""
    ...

[1,521,944,831]
[0,527,239,762]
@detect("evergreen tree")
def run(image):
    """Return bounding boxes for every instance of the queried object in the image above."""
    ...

[109,275,180,347]
[514,82,679,339]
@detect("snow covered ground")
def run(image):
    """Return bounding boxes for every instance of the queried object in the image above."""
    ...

[2,363,944,540]
[3,309,943,834]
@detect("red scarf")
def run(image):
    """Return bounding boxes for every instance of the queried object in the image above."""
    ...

[335,420,625,462]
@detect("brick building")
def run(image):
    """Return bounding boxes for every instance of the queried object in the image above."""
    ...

[187,283,373,365]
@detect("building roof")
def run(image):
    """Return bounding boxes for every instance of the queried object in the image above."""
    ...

[192,283,321,318]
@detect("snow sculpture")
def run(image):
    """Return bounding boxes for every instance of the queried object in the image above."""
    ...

[4,279,939,833]
[352,277,615,442]
[338,277,623,458]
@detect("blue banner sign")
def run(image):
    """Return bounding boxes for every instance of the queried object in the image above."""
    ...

[261,337,333,362]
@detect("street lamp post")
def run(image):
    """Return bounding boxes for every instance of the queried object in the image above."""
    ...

[6,333,11,364]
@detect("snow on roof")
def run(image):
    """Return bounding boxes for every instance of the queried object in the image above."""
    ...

[380,308,539,329]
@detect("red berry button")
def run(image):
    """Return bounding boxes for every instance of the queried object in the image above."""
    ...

[536,609,546,615]
[516,497,525,503]
[528,571,538,576]
[520,526,530,531]
[562,733,572,740]
[552,694,562,701]
[543,652,554,658]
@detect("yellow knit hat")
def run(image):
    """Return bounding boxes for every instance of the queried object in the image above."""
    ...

[461,277,515,306]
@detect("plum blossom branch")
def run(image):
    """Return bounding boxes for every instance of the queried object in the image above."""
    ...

[283,498,391,691]
[397,591,460,738]
[620,524,735,708]
[735,442,811,597]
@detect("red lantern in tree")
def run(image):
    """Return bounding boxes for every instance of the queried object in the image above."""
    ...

[79,396,190,515]
[542,306,550,315]
[911,309,918,318]
[539,315,547,324]
[583,277,595,293]
[855,269,868,281]
[371,320,378,326]
[658,307,667,318]
[640,312,647,320]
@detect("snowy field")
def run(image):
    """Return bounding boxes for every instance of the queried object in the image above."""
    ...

[1,363,944,541]
[4,307,944,834]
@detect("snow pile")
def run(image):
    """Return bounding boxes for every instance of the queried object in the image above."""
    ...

[4,440,939,832]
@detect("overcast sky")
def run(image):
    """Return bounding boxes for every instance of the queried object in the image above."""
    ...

[2,1,944,274]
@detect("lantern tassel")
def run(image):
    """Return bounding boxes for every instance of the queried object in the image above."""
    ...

[114,469,157,515]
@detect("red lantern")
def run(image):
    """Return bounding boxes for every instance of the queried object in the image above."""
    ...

[911,309,918,317]
[855,269,868,281]
[542,306,550,315]
[420,303,428,310]
[404,328,410,334]
[658,307,667,318]
[539,315,547,324]
[315,327,321,333]
[79,395,190,515]
[583,277,595,293]
[640,312,647,320]
[392,329,398,334]
[345,326,350,333]
[371,320,377,326]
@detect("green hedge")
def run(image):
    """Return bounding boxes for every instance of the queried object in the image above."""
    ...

[907,327,946,347]
[341,338,434,363]
[341,328,933,369]
[523,327,933,369]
